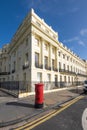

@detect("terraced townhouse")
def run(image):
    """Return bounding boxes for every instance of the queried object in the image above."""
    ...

[0,9,87,93]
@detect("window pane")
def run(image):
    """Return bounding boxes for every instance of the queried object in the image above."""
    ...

[37,72,42,82]
[35,38,39,46]
[25,53,28,62]
[44,43,48,50]
[35,53,39,65]
[47,74,50,82]
[59,62,61,69]
[52,59,55,69]
[44,56,48,67]
[52,47,55,54]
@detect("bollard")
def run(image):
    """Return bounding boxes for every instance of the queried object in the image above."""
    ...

[35,83,44,108]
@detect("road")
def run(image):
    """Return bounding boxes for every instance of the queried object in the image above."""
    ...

[31,95,87,130]
[16,95,87,130]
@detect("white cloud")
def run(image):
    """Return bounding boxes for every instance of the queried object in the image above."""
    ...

[55,7,79,16]
[78,40,85,46]
[70,7,79,13]
[21,0,36,10]
[63,37,79,43]
[80,29,87,36]
[63,36,86,47]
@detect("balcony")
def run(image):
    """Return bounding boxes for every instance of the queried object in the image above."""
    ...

[59,69,76,75]
[53,68,58,72]
[23,63,29,70]
[45,65,51,70]
[35,63,43,69]
[59,68,65,72]
[78,73,87,77]
[59,69,87,77]
[0,72,10,75]
[12,69,15,73]
[51,66,58,72]
[8,72,10,75]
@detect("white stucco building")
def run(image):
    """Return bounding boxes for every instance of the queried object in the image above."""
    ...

[0,9,87,92]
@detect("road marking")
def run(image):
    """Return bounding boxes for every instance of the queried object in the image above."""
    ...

[14,110,56,130]
[60,96,83,107]
[15,95,84,130]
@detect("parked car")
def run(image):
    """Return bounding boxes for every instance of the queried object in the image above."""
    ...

[83,80,87,93]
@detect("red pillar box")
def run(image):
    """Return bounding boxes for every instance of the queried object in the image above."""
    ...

[35,83,44,108]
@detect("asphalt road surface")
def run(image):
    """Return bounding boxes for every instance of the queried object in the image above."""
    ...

[32,95,87,130]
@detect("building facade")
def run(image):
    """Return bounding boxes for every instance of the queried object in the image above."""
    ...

[0,9,87,92]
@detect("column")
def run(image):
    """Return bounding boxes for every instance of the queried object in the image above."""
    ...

[41,39,44,69]
[31,33,35,68]
[56,48,58,70]
[49,44,52,70]
[16,50,18,72]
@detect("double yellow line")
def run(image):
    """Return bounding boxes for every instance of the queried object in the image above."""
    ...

[15,95,84,130]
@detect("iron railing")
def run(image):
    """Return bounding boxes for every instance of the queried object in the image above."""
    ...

[0,81,30,97]
[23,64,29,70]
[0,72,10,75]
[45,65,51,70]
[59,69,87,77]
[53,68,58,72]
[0,81,84,97]
[78,73,87,77]
[35,63,43,69]
[59,69,75,74]
[12,69,15,73]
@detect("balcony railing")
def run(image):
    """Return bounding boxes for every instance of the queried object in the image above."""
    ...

[8,72,10,75]
[45,65,51,70]
[59,69,76,74]
[23,64,29,70]
[51,66,58,72]
[35,63,43,69]
[78,73,87,77]
[0,72,10,75]
[53,68,58,72]
[12,69,15,73]
[59,69,87,77]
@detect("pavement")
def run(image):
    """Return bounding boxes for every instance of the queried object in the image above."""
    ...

[0,86,83,128]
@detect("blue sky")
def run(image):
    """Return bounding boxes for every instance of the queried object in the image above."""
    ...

[0,0,87,59]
